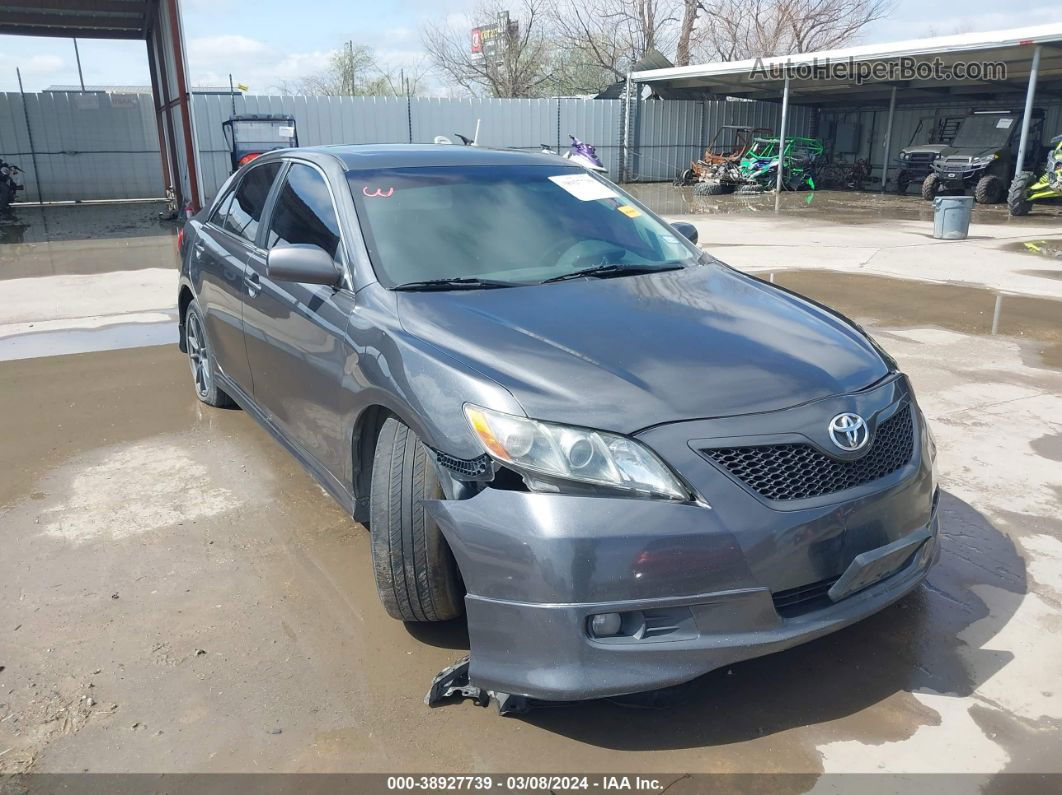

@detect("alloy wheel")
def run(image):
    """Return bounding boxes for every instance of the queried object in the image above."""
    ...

[186,312,211,399]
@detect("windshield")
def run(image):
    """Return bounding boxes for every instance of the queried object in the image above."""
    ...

[951,115,1017,148]
[345,165,698,287]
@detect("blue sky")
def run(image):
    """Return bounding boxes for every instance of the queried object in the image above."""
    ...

[0,0,1057,94]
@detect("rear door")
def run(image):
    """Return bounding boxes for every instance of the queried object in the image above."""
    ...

[242,160,357,486]
[194,161,281,394]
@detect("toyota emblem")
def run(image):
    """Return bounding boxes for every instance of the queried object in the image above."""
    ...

[828,413,869,452]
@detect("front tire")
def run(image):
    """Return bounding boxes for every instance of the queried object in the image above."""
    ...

[975,174,1004,204]
[1007,172,1034,216]
[921,173,940,201]
[184,301,235,408]
[369,417,464,622]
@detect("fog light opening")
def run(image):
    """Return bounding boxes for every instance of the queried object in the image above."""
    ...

[588,612,622,638]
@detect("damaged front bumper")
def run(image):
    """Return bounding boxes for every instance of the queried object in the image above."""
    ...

[426,474,937,703]
[426,377,938,705]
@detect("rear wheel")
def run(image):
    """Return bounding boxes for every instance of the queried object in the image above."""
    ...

[895,170,910,195]
[692,180,728,196]
[369,417,464,622]
[1008,172,1034,216]
[921,173,940,202]
[184,301,235,408]
[974,174,1004,204]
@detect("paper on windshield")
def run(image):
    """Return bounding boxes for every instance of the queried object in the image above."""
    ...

[549,173,618,201]
[996,118,1013,129]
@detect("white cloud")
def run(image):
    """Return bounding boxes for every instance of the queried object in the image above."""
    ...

[188,34,270,60]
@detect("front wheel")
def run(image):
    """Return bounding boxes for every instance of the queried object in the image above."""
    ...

[974,174,1005,204]
[1008,171,1034,216]
[184,301,235,408]
[921,173,941,202]
[369,417,464,622]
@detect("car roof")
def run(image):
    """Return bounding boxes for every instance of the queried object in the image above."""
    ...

[255,143,576,171]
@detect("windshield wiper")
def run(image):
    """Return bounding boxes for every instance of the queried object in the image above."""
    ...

[392,276,519,291]
[541,263,683,284]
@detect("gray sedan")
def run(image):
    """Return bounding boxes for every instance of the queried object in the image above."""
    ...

[177,144,938,710]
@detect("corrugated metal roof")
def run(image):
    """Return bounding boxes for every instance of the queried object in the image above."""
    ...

[632,23,1062,106]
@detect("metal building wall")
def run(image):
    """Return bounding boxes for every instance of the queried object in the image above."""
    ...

[0,91,163,202]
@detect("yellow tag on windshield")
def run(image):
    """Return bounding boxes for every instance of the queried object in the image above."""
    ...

[617,205,641,218]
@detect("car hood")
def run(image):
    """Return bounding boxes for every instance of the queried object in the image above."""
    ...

[902,144,948,156]
[937,145,1001,160]
[396,265,889,434]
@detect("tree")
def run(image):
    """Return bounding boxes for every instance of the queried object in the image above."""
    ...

[421,0,555,97]
[675,0,703,66]
[547,0,680,81]
[278,43,427,97]
[695,0,895,61]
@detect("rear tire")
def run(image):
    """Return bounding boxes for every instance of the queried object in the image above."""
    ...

[1007,172,1034,216]
[369,417,464,622]
[974,174,1004,204]
[921,173,940,202]
[895,171,910,195]
[184,301,235,408]
[692,180,728,196]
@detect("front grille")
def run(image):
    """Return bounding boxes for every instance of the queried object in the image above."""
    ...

[772,576,839,618]
[701,405,914,501]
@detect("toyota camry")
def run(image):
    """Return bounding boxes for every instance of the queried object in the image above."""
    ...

[177,144,939,709]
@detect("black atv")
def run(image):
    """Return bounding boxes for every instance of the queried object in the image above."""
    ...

[922,110,1044,204]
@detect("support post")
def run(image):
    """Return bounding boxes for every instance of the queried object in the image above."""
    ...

[16,67,43,204]
[1014,45,1042,176]
[620,73,632,182]
[73,38,85,91]
[880,85,897,193]
[774,74,790,194]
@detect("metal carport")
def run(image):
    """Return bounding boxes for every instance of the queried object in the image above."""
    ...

[0,0,204,211]
[631,24,1062,194]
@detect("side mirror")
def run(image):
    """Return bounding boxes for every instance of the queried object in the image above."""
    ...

[671,221,698,244]
[266,244,340,286]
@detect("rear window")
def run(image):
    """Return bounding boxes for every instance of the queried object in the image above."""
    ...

[224,161,280,245]
[345,165,696,287]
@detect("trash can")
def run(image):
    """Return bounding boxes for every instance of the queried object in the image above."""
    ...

[932,195,974,240]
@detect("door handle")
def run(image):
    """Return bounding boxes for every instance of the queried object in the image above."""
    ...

[244,271,261,298]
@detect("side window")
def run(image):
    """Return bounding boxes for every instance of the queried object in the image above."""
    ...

[208,191,235,228]
[265,163,341,260]
[224,162,280,245]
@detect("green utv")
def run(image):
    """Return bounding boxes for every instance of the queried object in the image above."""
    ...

[737,136,824,192]
[1008,134,1062,216]
[922,109,1044,204]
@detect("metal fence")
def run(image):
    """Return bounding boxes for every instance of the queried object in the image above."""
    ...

[1,90,817,203]
[0,90,163,202]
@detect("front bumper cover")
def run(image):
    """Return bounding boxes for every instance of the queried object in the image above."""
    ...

[426,376,938,702]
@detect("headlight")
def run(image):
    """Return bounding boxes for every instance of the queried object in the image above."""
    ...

[464,404,688,500]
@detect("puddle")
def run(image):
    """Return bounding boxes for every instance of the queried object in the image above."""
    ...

[759,269,1062,369]
[0,201,178,280]
[1004,238,1062,259]
[625,183,1062,225]
[0,320,177,361]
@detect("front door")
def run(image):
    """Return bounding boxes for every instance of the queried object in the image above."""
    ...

[242,161,356,488]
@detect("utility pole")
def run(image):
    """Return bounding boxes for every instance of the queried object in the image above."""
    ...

[72,38,85,91]
[347,40,355,95]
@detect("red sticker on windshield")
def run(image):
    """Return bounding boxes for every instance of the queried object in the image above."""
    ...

[363,186,394,198]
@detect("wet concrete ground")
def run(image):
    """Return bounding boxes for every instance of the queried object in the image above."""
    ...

[0,198,1060,779]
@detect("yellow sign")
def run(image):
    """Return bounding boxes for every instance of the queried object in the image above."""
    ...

[617,205,641,218]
